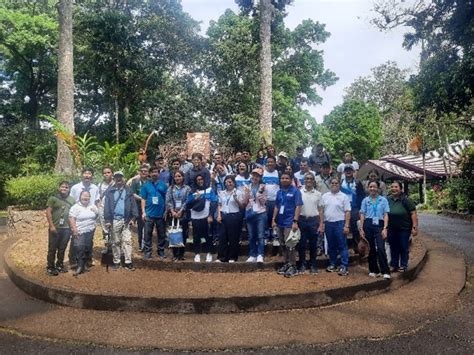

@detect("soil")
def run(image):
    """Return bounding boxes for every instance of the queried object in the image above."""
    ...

[9,229,424,298]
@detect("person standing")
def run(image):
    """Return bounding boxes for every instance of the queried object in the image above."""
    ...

[336,153,360,179]
[235,162,251,192]
[387,182,418,272]
[68,191,99,276]
[293,158,315,187]
[262,156,280,245]
[154,156,170,186]
[45,181,76,276]
[363,169,387,197]
[165,170,191,261]
[140,166,168,260]
[359,181,391,279]
[179,151,193,174]
[290,146,305,173]
[244,168,267,263]
[130,165,149,251]
[298,173,323,275]
[273,172,303,278]
[315,162,332,195]
[97,166,114,252]
[185,153,211,190]
[216,175,245,262]
[309,143,331,174]
[319,178,351,276]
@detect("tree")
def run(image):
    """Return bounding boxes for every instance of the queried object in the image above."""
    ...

[55,0,75,174]
[318,100,382,163]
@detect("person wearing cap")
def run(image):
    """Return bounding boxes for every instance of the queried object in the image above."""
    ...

[340,165,365,252]
[243,167,267,263]
[293,158,316,187]
[290,146,305,173]
[309,143,331,174]
[104,171,138,271]
[336,153,360,179]
[315,162,333,195]
[272,172,303,278]
[154,155,170,186]
[276,151,289,175]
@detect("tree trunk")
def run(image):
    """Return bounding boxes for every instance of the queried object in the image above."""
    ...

[259,0,273,145]
[115,95,119,144]
[55,0,75,174]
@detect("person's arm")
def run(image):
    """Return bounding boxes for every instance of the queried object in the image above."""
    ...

[45,207,56,233]
[272,204,279,229]
[411,211,418,237]
[359,211,366,240]
[141,198,147,222]
[292,205,301,231]
[343,211,350,235]
[69,217,79,237]
[318,207,324,234]
[217,204,222,223]
[382,212,389,239]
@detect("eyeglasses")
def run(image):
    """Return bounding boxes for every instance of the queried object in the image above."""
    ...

[304,177,314,180]
[330,182,339,185]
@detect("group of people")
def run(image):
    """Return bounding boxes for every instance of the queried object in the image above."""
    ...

[45,144,418,279]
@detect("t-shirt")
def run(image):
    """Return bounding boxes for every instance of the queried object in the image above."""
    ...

[315,174,332,195]
[188,187,217,220]
[262,169,280,201]
[47,195,76,229]
[294,170,316,187]
[360,195,390,221]
[337,162,360,176]
[235,174,251,192]
[112,188,126,217]
[219,189,244,214]
[68,203,98,233]
[140,180,168,218]
[340,179,358,208]
[70,182,100,207]
[275,185,303,228]
[300,187,322,218]
[387,196,416,230]
[321,191,351,222]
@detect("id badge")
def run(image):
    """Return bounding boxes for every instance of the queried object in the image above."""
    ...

[175,200,182,209]
[372,217,379,225]
[59,218,65,226]
[152,196,159,205]
[279,205,285,215]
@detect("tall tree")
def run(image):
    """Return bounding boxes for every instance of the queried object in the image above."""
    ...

[259,0,273,144]
[55,0,75,173]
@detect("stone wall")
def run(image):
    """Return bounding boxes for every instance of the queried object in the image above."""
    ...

[7,207,47,238]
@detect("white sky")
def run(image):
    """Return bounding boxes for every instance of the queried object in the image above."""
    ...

[181,0,421,123]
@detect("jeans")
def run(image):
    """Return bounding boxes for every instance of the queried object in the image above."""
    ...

[298,217,319,269]
[325,221,349,268]
[364,219,389,274]
[192,218,212,254]
[265,200,276,239]
[349,208,360,249]
[388,228,411,269]
[47,228,71,269]
[73,229,95,265]
[218,212,243,261]
[144,217,166,257]
[247,212,266,257]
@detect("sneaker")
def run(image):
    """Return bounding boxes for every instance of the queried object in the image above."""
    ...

[215,259,222,263]
[158,251,166,260]
[124,263,136,271]
[112,263,120,271]
[206,253,213,262]
[256,255,264,263]
[194,254,201,263]
[138,247,143,252]
[297,266,306,274]
[398,267,407,273]
[383,273,391,280]
[272,239,280,247]
[310,266,319,275]
[277,263,290,275]
[284,265,299,278]
[246,256,257,263]
[338,266,349,276]
[326,265,337,273]
[229,259,235,263]
[47,268,59,276]
[143,254,152,260]
[368,272,380,278]
[56,265,68,273]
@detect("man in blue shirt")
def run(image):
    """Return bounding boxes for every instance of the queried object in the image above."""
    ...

[140,166,168,259]
[272,172,303,278]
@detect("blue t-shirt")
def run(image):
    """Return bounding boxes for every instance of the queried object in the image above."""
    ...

[113,189,125,217]
[275,185,303,228]
[360,195,390,220]
[140,180,168,218]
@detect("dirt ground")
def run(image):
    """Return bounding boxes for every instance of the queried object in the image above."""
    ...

[9,229,423,298]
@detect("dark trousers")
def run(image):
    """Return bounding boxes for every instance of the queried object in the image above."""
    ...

[192,218,212,254]
[73,230,95,265]
[298,216,319,269]
[364,220,390,274]
[265,200,276,238]
[388,228,411,269]
[172,216,189,258]
[144,217,166,257]
[136,202,145,249]
[349,208,360,249]
[218,212,242,261]
[47,228,71,269]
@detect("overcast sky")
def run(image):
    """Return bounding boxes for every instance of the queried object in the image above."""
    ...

[181,0,421,123]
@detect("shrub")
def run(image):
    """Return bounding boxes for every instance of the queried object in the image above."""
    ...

[6,175,79,210]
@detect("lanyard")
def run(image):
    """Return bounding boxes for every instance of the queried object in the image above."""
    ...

[368,196,380,217]
[224,189,234,206]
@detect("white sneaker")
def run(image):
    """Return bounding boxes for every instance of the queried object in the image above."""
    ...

[272,239,280,247]
[229,259,235,263]
[194,254,201,263]
[368,272,378,278]
[246,256,257,263]
[215,259,221,263]
[383,274,391,280]
[257,255,264,263]
[206,253,212,262]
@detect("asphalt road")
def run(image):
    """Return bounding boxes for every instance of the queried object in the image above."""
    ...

[0,213,472,354]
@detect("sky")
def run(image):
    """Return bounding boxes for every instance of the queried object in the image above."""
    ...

[180,0,421,123]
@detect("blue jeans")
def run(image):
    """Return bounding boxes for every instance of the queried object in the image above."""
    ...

[298,217,319,269]
[364,220,389,274]
[388,228,411,269]
[247,212,266,257]
[265,200,276,239]
[325,221,349,268]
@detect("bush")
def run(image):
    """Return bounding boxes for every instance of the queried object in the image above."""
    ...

[6,175,79,210]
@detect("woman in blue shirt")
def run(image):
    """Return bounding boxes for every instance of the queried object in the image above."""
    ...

[359,181,391,279]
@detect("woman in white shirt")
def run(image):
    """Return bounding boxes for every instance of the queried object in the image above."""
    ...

[69,191,99,276]
[216,176,245,262]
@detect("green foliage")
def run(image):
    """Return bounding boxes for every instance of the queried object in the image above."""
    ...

[317,100,383,163]
[6,174,79,210]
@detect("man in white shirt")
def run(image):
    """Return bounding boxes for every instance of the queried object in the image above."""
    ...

[70,167,100,207]
[336,153,360,179]
[294,158,316,187]
[262,156,280,245]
